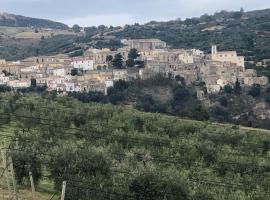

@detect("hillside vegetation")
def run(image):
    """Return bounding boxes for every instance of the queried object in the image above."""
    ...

[111,9,270,62]
[0,13,69,29]
[1,93,270,199]
[2,8,270,62]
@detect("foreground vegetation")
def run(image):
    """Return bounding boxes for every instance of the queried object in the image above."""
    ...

[0,93,270,199]
[68,76,270,129]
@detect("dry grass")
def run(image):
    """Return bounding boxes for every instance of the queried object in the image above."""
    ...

[0,26,75,39]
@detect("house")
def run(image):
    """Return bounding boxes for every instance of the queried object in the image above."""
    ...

[36,77,47,86]
[113,69,128,81]
[93,49,115,64]
[47,77,65,91]
[53,68,67,77]
[64,82,76,92]
[7,79,31,88]
[0,73,9,84]
[244,76,268,86]
[72,57,94,71]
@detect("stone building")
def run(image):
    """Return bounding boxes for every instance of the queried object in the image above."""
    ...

[211,45,245,69]
[126,39,167,50]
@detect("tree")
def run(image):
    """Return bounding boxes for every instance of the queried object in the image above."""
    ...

[175,75,186,85]
[136,95,156,112]
[113,80,129,91]
[71,68,79,76]
[224,84,233,94]
[219,96,228,107]
[112,53,124,68]
[126,59,135,67]
[128,48,140,60]
[265,93,270,104]
[191,105,210,121]
[210,106,229,122]
[173,87,190,102]
[129,172,188,200]
[12,151,42,186]
[234,79,241,94]
[248,84,261,97]
[106,55,113,65]
[72,24,81,33]
[48,144,112,200]
[31,78,37,88]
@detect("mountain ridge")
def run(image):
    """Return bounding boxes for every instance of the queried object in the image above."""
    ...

[0,12,69,29]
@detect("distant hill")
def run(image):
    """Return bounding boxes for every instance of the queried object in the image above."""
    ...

[109,8,270,62]
[1,8,270,62]
[0,13,69,29]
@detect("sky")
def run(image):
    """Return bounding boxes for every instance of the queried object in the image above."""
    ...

[0,0,270,27]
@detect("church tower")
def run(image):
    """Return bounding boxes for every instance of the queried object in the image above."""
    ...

[211,45,217,55]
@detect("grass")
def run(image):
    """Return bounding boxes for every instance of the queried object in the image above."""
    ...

[0,26,75,39]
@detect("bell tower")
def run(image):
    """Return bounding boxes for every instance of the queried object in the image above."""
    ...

[211,45,217,55]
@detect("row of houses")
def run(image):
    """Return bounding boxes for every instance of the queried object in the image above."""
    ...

[0,39,268,95]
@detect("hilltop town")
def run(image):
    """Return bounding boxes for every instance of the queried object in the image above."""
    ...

[2,4,270,200]
[0,38,267,97]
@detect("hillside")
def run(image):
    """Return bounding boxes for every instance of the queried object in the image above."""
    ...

[109,8,270,62]
[1,8,270,62]
[1,93,270,199]
[0,13,69,29]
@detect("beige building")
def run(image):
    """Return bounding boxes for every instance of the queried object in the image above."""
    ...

[211,45,245,69]
[93,48,115,64]
[127,39,167,50]
[0,59,6,65]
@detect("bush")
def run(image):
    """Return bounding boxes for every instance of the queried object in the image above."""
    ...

[248,84,261,97]
[210,106,229,121]
[129,172,189,200]
[265,94,270,104]
[219,96,228,107]
[173,87,190,102]
[224,84,233,94]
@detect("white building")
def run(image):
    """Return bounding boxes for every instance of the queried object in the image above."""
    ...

[105,80,114,95]
[53,68,66,77]
[191,49,204,56]
[113,69,128,81]
[64,82,76,92]
[7,80,31,88]
[20,65,40,73]
[47,77,65,90]
[72,57,94,71]
[0,74,9,84]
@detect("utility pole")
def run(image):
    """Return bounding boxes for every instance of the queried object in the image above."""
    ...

[1,148,11,198]
[61,181,67,200]
[29,172,36,200]
[9,157,18,200]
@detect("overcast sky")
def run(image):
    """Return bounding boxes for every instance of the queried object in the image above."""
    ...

[0,0,270,27]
